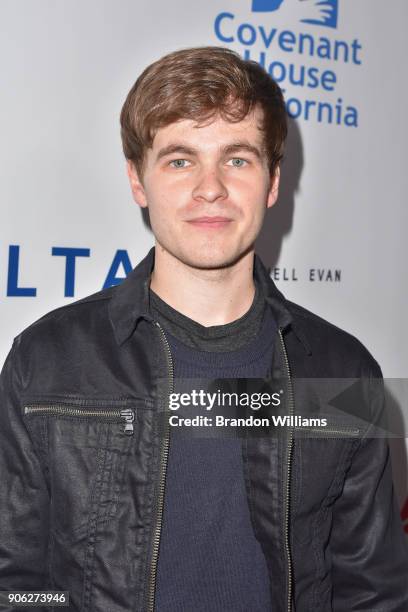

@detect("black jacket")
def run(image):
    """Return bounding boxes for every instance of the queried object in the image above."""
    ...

[0,247,407,612]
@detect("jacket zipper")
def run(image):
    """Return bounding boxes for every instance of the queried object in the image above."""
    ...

[277,333,359,612]
[24,405,135,435]
[293,426,360,438]
[278,328,294,612]
[146,321,174,612]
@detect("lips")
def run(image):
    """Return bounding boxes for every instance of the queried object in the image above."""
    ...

[186,216,233,228]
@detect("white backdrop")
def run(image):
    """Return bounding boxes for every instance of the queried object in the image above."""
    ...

[1,0,407,522]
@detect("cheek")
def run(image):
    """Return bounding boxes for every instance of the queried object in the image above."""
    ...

[229,180,268,216]
[146,190,185,237]
[149,179,190,211]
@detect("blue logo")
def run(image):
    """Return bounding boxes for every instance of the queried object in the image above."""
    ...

[252,0,338,29]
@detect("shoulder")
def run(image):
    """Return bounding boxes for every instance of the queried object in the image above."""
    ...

[13,285,117,351]
[285,299,382,378]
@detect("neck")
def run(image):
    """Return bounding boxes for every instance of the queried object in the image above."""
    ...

[150,244,256,327]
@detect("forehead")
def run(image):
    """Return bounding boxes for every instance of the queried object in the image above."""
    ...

[150,105,265,151]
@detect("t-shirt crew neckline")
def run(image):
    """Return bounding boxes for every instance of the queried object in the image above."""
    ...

[150,282,261,337]
[149,280,267,354]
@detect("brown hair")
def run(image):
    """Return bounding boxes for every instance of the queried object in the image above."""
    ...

[120,46,287,178]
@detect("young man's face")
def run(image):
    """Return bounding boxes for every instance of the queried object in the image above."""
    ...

[127,105,280,270]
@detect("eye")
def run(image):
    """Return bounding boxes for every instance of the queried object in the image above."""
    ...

[228,158,248,168]
[169,159,190,168]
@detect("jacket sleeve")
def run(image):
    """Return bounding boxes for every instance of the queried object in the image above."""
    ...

[0,339,51,607]
[330,360,408,611]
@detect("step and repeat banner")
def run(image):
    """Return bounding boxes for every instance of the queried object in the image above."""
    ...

[1,1,407,524]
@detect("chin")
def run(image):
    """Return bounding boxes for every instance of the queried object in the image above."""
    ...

[176,245,251,271]
[156,232,254,270]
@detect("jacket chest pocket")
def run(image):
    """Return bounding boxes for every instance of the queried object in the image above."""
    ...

[23,400,135,541]
[290,426,360,546]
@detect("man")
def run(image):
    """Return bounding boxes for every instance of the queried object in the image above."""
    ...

[0,46,407,612]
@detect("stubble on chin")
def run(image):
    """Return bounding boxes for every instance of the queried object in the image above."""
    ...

[156,238,253,273]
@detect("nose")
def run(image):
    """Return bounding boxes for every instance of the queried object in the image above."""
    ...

[192,167,228,203]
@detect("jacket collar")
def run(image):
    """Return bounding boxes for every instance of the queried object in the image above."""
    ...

[109,246,311,354]
[108,247,154,345]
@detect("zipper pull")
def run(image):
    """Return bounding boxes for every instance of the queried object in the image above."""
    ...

[120,408,135,435]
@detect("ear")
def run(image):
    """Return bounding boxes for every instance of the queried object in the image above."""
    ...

[266,166,280,209]
[126,160,148,208]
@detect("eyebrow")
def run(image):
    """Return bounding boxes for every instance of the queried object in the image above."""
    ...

[155,141,263,161]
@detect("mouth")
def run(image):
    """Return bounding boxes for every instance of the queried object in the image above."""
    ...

[185,216,233,229]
